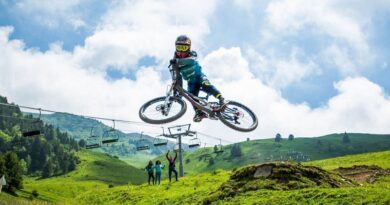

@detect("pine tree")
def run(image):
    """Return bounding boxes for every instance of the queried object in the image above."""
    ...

[275,133,282,142]
[208,157,215,166]
[230,144,242,158]
[42,159,54,178]
[288,134,294,141]
[342,132,350,144]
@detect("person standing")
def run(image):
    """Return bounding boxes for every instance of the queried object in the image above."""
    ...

[166,150,178,182]
[154,160,164,185]
[145,160,155,185]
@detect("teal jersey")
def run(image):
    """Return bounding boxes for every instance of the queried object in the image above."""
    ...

[154,164,164,173]
[176,57,202,82]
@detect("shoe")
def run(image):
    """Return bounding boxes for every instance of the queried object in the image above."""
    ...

[193,111,207,122]
[219,97,227,108]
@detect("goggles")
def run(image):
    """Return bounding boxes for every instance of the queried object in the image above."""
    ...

[176,44,190,52]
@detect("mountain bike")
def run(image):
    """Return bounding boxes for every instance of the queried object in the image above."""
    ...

[138,64,258,132]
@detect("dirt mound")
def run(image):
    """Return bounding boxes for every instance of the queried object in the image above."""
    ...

[203,163,356,204]
[333,165,390,183]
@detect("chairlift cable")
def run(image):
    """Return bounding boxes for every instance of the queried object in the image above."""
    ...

[0,102,163,129]
[197,131,233,144]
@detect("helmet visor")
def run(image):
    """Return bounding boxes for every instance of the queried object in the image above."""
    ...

[176,44,190,52]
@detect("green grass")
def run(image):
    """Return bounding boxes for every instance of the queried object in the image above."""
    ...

[70,150,146,185]
[304,150,390,170]
[151,133,390,176]
[75,150,390,204]
[0,149,147,204]
[120,153,158,169]
[0,192,50,205]
[76,169,231,205]
[2,142,390,205]
[213,181,390,205]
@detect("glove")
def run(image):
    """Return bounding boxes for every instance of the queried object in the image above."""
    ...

[169,59,177,65]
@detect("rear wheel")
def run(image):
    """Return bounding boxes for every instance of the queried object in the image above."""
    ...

[139,96,187,124]
[218,101,258,132]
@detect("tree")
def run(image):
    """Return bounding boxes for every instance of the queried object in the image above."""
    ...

[214,145,218,153]
[78,139,86,148]
[42,159,54,178]
[208,157,215,166]
[288,134,294,141]
[230,144,242,158]
[275,133,282,142]
[3,152,23,192]
[342,132,350,144]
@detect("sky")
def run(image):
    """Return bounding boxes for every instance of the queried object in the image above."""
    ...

[1,0,390,145]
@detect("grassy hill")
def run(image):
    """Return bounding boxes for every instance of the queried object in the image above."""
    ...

[70,150,390,204]
[305,150,390,170]
[49,151,390,204]
[0,150,146,204]
[149,133,390,176]
[1,150,389,204]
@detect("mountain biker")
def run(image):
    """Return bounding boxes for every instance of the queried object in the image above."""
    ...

[170,35,225,122]
[145,160,155,185]
[166,150,178,182]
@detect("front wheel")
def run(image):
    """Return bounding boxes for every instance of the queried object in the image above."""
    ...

[218,101,258,132]
[139,96,187,124]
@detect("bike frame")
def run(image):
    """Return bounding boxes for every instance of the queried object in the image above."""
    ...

[164,79,221,116]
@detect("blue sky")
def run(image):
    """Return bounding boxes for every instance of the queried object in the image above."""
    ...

[1,0,390,141]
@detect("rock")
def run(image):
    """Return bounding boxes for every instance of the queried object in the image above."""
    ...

[254,164,273,178]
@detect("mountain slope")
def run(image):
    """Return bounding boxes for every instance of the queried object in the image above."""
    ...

[16,150,146,203]
[38,112,175,156]
[305,150,390,170]
[76,150,390,205]
[2,150,389,204]
[152,133,390,175]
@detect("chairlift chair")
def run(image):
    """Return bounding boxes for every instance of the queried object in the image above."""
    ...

[188,135,201,148]
[22,109,44,137]
[85,124,102,149]
[153,127,169,147]
[153,135,168,147]
[136,132,150,151]
[101,120,119,144]
[214,139,224,154]
[86,143,101,149]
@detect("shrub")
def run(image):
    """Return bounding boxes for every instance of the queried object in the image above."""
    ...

[32,189,39,198]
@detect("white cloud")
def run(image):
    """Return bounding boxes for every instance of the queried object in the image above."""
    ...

[245,47,320,89]
[73,0,218,71]
[2,0,390,145]
[263,0,373,76]
[188,47,390,141]
[0,27,166,129]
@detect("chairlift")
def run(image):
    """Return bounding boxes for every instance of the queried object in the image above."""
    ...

[86,143,101,149]
[136,132,150,151]
[153,127,168,147]
[188,134,201,148]
[214,138,224,154]
[101,120,119,144]
[85,124,102,149]
[187,130,196,137]
[22,109,44,137]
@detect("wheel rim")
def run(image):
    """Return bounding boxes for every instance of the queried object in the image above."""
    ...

[141,98,184,122]
[220,102,257,131]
